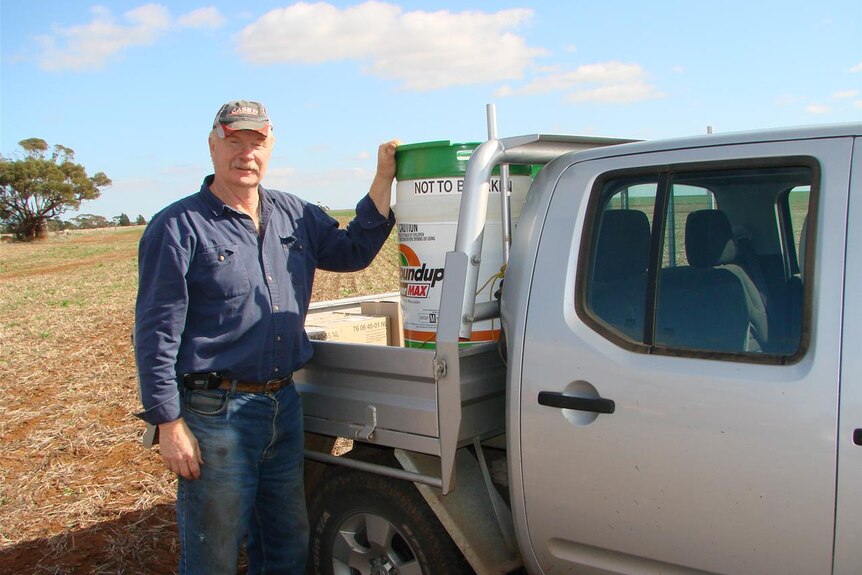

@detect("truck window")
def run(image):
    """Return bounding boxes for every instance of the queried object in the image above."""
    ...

[586,180,657,342]
[582,162,815,361]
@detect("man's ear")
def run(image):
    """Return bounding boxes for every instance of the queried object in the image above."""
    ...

[208,131,217,157]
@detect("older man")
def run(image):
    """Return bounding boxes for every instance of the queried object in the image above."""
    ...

[134,100,397,574]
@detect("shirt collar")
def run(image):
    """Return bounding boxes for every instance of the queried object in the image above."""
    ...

[199,175,226,216]
[198,175,273,219]
[259,185,274,224]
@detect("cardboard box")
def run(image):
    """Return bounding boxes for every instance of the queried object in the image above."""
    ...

[305,312,389,345]
[360,300,404,347]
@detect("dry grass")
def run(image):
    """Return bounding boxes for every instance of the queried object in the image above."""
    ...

[0,223,399,574]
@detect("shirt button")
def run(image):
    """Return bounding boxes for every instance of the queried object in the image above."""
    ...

[267,275,273,282]
[276,336,282,342]
[273,305,279,311]
[273,367,280,373]
[218,255,225,262]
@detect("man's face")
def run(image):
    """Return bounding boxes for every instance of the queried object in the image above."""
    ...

[209,129,273,190]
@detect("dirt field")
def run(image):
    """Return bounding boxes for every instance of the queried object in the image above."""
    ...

[0,224,399,574]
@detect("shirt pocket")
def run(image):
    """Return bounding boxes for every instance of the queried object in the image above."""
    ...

[192,243,251,299]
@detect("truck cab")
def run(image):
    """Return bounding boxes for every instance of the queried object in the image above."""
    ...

[505,124,861,574]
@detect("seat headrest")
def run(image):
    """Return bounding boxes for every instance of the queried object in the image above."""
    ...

[685,210,736,267]
[593,209,650,282]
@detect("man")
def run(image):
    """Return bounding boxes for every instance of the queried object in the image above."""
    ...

[134,99,397,574]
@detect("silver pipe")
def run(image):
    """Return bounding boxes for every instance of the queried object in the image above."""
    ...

[489,103,511,280]
[486,103,498,140]
[304,450,444,488]
[453,129,636,339]
[454,138,502,338]
[471,301,500,322]
[500,163,512,263]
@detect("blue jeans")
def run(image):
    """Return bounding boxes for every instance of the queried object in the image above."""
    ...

[177,384,308,575]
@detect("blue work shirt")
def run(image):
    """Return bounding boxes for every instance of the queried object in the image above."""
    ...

[134,176,395,425]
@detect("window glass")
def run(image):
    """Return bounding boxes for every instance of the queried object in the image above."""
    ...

[584,164,814,360]
[587,180,656,342]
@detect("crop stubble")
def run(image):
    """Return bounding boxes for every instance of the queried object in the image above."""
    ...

[0,223,399,574]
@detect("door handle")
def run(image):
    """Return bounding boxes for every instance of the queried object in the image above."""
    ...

[538,391,615,414]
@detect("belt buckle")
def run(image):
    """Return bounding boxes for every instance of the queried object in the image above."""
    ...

[263,378,281,393]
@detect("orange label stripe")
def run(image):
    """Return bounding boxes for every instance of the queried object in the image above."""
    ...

[403,328,500,343]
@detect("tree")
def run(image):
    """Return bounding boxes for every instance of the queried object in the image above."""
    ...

[113,213,131,227]
[135,214,147,226]
[0,138,111,240]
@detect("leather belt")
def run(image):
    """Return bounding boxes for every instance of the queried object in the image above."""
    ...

[218,377,293,394]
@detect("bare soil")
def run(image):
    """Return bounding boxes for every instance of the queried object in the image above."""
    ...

[0,224,399,574]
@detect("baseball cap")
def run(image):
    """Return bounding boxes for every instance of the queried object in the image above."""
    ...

[212,100,273,138]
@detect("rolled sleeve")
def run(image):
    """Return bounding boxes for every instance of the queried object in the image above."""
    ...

[313,194,395,272]
[355,193,395,229]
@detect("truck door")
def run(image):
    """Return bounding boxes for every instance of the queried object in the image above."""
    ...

[517,137,853,574]
[833,138,862,574]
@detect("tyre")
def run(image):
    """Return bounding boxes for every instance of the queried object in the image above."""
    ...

[306,461,473,575]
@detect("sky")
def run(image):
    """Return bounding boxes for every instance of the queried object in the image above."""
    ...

[2,0,861,220]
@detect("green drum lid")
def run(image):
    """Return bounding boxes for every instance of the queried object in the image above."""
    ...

[395,140,532,180]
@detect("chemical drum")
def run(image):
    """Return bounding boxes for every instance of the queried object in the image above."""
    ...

[394,140,532,348]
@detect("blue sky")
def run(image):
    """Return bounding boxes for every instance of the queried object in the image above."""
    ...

[2,1,861,219]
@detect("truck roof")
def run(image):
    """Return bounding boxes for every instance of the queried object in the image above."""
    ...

[552,122,862,163]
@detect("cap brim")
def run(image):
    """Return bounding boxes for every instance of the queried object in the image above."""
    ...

[218,121,271,137]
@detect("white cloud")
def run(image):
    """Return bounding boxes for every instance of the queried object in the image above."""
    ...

[235,1,545,91]
[805,104,831,115]
[850,62,862,73]
[129,4,172,28]
[178,7,226,29]
[832,89,860,99]
[494,85,515,98]
[496,61,664,104]
[35,4,226,71]
[855,100,862,109]
[36,4,170,70]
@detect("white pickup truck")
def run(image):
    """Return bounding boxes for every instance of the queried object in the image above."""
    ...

[298,116,862,575]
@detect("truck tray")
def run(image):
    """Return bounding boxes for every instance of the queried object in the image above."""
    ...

[296,339,507,491]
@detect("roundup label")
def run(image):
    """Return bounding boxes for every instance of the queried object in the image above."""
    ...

[399,244,444,299]
[398,222,502,348]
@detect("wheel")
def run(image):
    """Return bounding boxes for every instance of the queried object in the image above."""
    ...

[306,462,473,575]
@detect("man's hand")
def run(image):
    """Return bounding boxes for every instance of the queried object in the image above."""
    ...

[158,418,203,480]
[376,140,399,182]
[369,140,400,217]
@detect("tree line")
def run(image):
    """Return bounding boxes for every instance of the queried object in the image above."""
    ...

[45,213,147,232]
